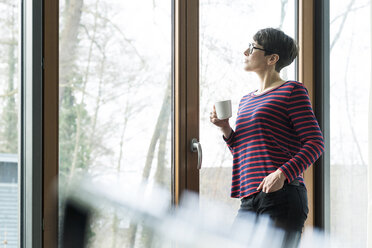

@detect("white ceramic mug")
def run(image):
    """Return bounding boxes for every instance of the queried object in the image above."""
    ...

[215,100,232,120]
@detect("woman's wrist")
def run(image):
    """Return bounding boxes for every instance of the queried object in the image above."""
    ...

[220,126,232,139]
[275,169,286,183]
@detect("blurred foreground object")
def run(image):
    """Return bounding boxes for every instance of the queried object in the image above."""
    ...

[60,177,343,248]
[61,200,91,248]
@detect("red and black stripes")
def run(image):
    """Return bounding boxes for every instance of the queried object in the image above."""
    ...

[224,81,324,199]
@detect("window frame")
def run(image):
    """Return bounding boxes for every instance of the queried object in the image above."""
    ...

[42,0,59,246]
[299,0,316,228]
[313,0,330,232]
[21,0,44,247]
[298,0,330,231]
[174,0,200,204]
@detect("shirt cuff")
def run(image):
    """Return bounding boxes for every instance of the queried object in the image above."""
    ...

[278,166,293,183]
[222,130,235,146]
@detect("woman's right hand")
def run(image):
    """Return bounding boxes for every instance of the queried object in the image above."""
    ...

[210,106,232,138]
[209,105,229,128]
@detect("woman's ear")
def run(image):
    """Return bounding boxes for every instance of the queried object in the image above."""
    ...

[267,54,280,66]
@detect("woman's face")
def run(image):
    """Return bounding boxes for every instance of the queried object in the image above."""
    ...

[243,41,269,72]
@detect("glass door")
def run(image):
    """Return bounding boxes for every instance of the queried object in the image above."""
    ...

[199,0,297,225]
[59,0,172,247]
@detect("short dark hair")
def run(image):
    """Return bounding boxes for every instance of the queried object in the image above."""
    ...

[253,28,298,72]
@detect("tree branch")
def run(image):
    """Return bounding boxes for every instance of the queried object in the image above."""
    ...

[279,0,288,29]
[342,29,366,166]
[0,89,18,98]
[330,2,369,25]
[330,0,356,51]
[83,8,145,66]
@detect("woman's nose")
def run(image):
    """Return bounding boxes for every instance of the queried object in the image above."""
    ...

[244,50,249,56]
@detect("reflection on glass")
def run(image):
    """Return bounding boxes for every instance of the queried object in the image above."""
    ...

[0,1,19,248]
[200,0,296,224]
[330,0,370,246]
[59,0,171,246]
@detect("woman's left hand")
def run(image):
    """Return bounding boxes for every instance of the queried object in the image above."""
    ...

[257,170,286,193]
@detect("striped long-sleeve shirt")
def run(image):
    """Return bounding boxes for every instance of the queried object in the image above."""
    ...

[224,81,324,199]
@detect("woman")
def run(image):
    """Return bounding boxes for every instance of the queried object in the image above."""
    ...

[210,28,324,246]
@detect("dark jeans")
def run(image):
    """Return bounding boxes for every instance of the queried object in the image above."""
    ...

[236,181,309,248]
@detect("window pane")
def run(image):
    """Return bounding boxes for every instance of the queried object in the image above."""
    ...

[0,1,19,248]
[199,0,296,224]
[59,0,172,246]
[330,0,370,246]
[0,0,20,248]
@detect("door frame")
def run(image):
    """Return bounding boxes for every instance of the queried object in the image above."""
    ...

[174,0,200,204]
[173,0,322,229]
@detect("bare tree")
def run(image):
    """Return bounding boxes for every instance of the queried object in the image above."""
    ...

[279,0,288,30]
[341,26,366,166]
[329,0,370,166]
[0,1,18,154]
[126,76,171,247]
[60,0,84,100]
[68,0,101,182]
[330,0,356,51]
[142,78,171,181]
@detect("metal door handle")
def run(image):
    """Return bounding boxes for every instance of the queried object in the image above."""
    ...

[191,138,202,169]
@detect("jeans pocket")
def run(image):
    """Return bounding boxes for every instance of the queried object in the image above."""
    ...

[295,186,309,218]
[265,185,286,197]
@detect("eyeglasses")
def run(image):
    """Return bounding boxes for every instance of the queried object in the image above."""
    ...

[247,43,273,55]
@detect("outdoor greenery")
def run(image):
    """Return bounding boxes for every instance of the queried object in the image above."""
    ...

[0,1,18,155]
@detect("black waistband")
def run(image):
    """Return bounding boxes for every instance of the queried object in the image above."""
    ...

[286,179,300,186]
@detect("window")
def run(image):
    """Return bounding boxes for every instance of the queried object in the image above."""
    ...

[0,1,19,247]
[330,0,370,246]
